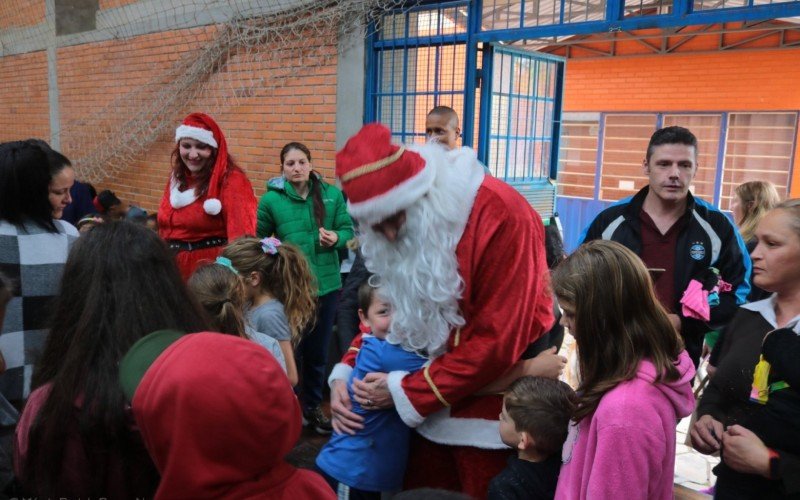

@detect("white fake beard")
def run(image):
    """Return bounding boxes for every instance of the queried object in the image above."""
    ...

[358,150,476,357]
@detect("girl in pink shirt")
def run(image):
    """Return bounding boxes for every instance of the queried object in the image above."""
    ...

[552,240,696,500]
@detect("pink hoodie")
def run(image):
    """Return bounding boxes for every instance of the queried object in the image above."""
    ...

[555,350,696,500]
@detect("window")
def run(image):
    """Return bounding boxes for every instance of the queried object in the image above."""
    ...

[720,112,797,209]
[558,111,798,209]
[373,4,469,144]
[663,114,721,202]
[598,113,656,201]
[558,113,600,198]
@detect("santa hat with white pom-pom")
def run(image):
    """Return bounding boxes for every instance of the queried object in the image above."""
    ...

[173,112,227,215]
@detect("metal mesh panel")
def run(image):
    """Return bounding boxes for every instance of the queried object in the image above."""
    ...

[487,48,560,181]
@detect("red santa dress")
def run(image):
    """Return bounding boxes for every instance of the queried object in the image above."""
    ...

[157,113,256,280]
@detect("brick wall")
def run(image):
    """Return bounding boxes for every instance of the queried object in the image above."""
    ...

[0,51,50,141]
[0,0,44,30]
[55,23,338,212]
[562,46,800,197]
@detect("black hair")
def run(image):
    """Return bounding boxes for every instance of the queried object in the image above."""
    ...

[645,126,698,163]
[0,140,71,232]
[357,278,378,313]
[95,190,121,212]
[280,142,326,227]
[23,221,211,497]
[544,216,566,270]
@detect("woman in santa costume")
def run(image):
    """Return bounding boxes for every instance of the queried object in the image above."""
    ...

[158,113,256,279]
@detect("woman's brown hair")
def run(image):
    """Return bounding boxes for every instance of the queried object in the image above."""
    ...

[280,142,326,227]
[223,237,317,343]
[187,263,248,339]
[552,240,684,422]
[170,145,241,197]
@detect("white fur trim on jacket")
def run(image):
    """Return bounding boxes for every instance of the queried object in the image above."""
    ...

[203,198,222,215]
[388,370,425,427]
[417,408,508,449]
[328,363,354,388]
[347,157,437,226]
[169,180,199,209]
[175,125,218,148]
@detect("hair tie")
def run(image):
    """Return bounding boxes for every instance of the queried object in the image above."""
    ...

[260,237,282,255]
[215,256,238,274]
[367,274,382,288]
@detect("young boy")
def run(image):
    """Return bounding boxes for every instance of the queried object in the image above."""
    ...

[488,376,576,500]
[316,280,427,499]
[425,106,461,150]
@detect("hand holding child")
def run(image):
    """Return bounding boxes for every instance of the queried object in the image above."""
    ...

[330,379,364,435]
[352,373,393,409]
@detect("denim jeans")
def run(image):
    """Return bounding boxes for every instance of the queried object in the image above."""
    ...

[299,290,339,410]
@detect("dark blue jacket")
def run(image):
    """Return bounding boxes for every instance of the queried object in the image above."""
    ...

[580,187,751,365]
[61,181,96,225]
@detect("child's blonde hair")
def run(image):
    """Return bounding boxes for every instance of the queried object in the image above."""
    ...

[734,181,781,242]
[187,263,248,339]
[223,237,317,343]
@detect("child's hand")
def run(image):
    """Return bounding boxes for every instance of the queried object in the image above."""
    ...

[319,228,338,247]
[330,379,364,435]
[690,414,724,454]
[522,346,567,379]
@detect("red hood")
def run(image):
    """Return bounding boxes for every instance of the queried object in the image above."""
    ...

[132,333,302,498]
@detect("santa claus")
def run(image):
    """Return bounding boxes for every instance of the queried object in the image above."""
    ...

[329,123,554,497]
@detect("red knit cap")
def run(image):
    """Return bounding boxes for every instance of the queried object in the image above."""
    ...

[335,123,433,224]
[175,113,228,216]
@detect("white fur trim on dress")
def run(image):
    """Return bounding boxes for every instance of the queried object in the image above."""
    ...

[347,158,437,226]
[175,125,218,148]
[203,198,222,215]
[169,180,199,209]
[417,408,509,450]
[328,363,354,388]
[388,370,425,428]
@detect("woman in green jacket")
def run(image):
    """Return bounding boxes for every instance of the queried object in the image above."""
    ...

[257,142,354,434]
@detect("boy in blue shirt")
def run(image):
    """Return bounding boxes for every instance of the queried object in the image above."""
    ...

[316,279,427,499]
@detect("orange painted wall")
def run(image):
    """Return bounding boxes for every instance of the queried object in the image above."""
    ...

[563,46,800,197]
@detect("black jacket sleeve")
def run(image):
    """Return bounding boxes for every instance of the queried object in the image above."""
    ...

[335,249,369,355]
[777,449,800,494]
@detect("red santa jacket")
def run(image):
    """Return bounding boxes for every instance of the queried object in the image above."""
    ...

[336,175,553,449]
[157,167,256,243]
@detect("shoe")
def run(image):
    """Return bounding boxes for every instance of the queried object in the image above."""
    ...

[304,405,333,434]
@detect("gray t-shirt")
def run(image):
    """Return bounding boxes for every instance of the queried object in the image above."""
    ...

[247,300,292,342]
[245,326,287,373]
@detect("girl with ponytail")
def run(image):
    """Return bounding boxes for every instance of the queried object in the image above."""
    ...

[223,236,317,388]
[187,259,286,372]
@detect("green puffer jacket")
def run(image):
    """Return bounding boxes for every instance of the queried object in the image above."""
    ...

[257,175,354,296]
